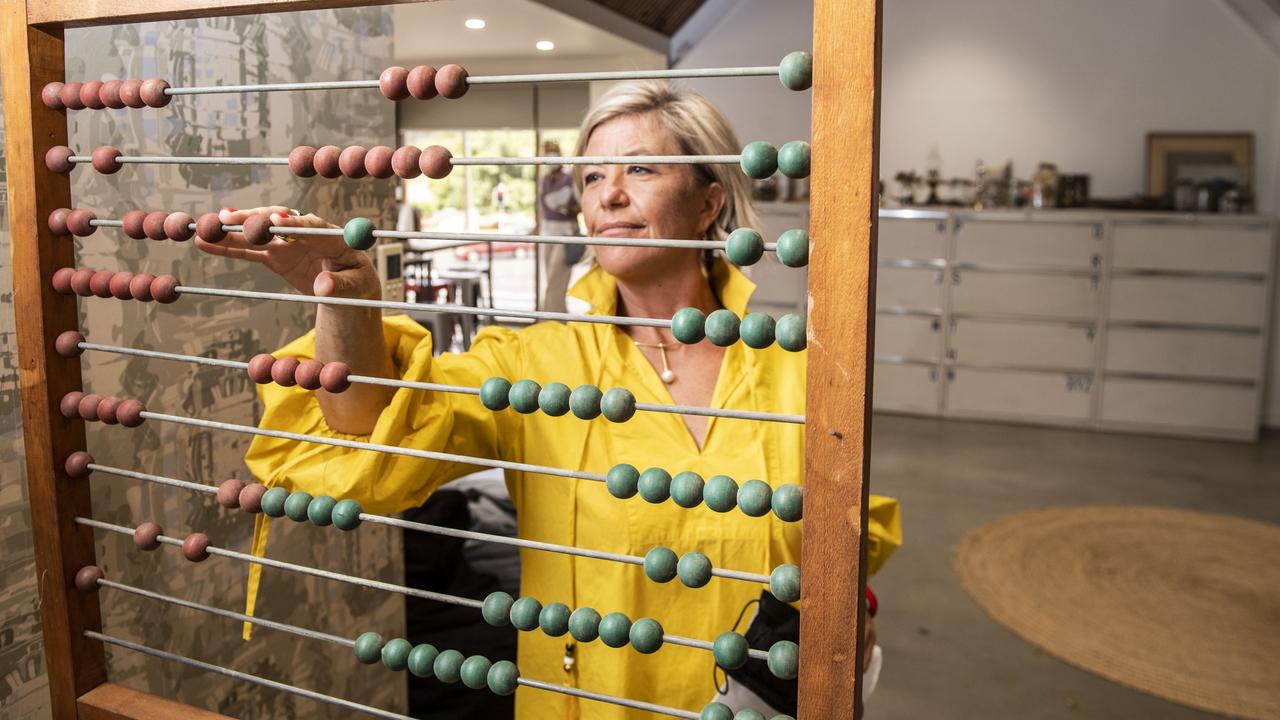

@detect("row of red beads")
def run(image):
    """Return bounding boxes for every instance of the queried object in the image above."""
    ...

[58,391,146,427]
[40,78,172,111]
[247,354,352,393]
[52,267,181,304]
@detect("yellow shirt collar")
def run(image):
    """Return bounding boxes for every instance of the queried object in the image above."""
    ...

[567,259,757,316]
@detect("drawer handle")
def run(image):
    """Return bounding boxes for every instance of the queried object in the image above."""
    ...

[952,269,962,285]
[1065,374,1092,393]
[931,318,941,332]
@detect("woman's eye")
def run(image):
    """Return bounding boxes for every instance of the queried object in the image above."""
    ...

[627,165,652,175]
[584,171,602,184]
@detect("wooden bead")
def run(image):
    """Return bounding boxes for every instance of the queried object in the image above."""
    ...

[726,228,764,266]
[354,632,383,664]
[271,356,300,387]
[365,145,395,179]
[320,362,351,393]
[739,141,778,179]
[122,210,148,239]
[391,146,422,179]
[486,660,519,696]
[238,483,268,513]
[406,65,438,100]
[482,591,515,627]
[671,307,707,344]
[59,391,85,419]
[195,213,226,243]
[598,612,632,648]
[538,602,571,637]
[242,214,274,246]
[181,533,210,562]
[91,145,123,175]
[55,330,85,358]
[140,77,172,108]
[261,486,289,517]
[713,631,748,670]
[510,596,543,631]
[77,393,104,421]
[569,384,602,419]
[164,212,195,242]
[143,211,169,240]
[600,387,636,423]
[670,471,705,509]
[433,649,464,683]
[767,640,799,680]
[638,467,671,503]
[704,475,738,513]
[128,273,156,302]
[64,451,94,478]
[508,379,541,414]
[69,268,95,296]
[217,479,246,509]
[283,490,313,522]
[307,495,336,526]
[381,638,412,671]
[295,359,324,390]
[769,563,800,602]
[705,309,741,347]
[778,51,813,91]
[133,522,164,551]
[288,145,317,178]
[67,209,98,237]
[537,382,571,416]
[313,145,342,178]
[96,396,122,425]
[74,565,104,592]
[48,208,72,235]
[776,313,807,352]
[151,275,181,304]
[343,217,376,251]
[777,140,811,179]
[775,228,810,268]
[379,66,410,100]
[79,81,106,110]
[51,268,75,295]
[771,483,803,522]
[59,82,85,110]
[460,655,491,690]
[247,354,276,384]
[119,79,144,108]
[89,270,115,298]
[644,546,678,583]
[629,617,664,654]
[41,82,65,110]
[677,551,712,588]
[407,644,439,678]
[740,312,776,350]
[100,79,125,109]
[701,703,733,720]
[479,377,512,410]
[435,64,470,99]
[109,272,135,300]
[331,498,363,530]
[568,607,601,642]
[606,463,640,499]
[45,146,75,173]
[338,146,368,179]
[116,399,145,427]
[418,145,453,179]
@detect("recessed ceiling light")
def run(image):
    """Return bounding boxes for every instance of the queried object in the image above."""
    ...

[536,40,555,51]
[465,18,486,30]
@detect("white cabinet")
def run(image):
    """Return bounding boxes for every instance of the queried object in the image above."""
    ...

[1113,224,1271,274]
[873,362,941,413]
[1108,276,1267,327]
[951,270,1098,318]
[1099,379,1258,438]
[950,318,1094,370]
[955,220,1101,268]
[946,367,1092,422]
[1104,328,1263,381]
[875,313,942,360]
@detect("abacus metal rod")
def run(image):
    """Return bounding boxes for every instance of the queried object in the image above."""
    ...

[66,153,742,167]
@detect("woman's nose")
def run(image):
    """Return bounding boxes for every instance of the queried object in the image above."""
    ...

[598,171,629,209]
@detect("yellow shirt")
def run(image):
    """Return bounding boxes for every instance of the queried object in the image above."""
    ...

[245,260,902,719]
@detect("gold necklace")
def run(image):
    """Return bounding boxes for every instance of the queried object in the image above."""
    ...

[633,340,681,384]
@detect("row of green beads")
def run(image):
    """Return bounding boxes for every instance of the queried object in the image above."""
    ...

[606,465,803,522]
[641,545,801,604]
[740,140,811,181]
[479,378,637,422]
[353,632,520,695]
[701,703,796,720]
[724,228,810,269]
[671,308,806,352]
[482,591,667,655]
[259,488,363,531]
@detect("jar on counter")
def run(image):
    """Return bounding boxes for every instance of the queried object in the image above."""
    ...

[1031,162,1058,209]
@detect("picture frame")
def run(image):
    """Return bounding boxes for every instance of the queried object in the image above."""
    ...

[1145,132,1253,198]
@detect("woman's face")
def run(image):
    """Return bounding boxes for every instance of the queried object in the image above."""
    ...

[581,112,724,284]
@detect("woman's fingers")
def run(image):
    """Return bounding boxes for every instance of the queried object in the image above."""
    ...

[195,237,269,263]
[314,268,378,299]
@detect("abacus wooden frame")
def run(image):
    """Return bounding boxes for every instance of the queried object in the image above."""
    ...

[0,0,882,718]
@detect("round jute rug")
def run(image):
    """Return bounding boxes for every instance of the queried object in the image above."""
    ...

[953,506,1280,720]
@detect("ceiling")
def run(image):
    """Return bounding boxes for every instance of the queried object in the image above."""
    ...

[586,0,708,36]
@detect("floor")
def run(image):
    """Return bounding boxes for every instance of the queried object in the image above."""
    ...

[866,414,1280,720]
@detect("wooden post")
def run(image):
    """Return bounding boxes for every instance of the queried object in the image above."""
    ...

[798,0,882,718]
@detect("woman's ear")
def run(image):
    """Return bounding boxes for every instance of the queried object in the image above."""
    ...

[700,182,727,236]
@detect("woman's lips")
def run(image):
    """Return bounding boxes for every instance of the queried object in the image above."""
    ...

[596,223,645,237]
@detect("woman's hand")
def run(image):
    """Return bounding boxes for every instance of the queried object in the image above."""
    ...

[195,206,381,300]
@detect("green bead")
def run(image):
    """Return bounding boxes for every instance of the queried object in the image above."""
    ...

[777,141,811,179]
[283,491,313,522]
[332,498,363,531]
[770,563,801,603]
[539,602,571,637]
[704,475,739,513]
[606,464,640,499]
[307,495,336,526]
[670,471,705,509]
[735,711,765,720]
[487,660,520,696]
[671,307,707,344]
[460,655,492,690]
[701,703,733,720]
[407,643,439,677]
[778,50,813,91]
[637,467,672,504]
[508,379,541,414]
[600,387,636,423]
[538,382,571,416]
[482,591,514,627]
[705,309,740,347]
[776,314,807,352]
[644,546,679,583]
[343,217,376,251]
[381,637,412,671]
[570,384,603,419]
[775,229,810,268]
[510,596,543,631]
[725,228,765,266]
[260,487,289,518]
[771,484,803,522]
[629,617,664,654]
[353,631,383,665]
[767,639,799,680]
[433,649,464,683]
[740,141,778,179]
[770,715,795,720]
[480,377,512,410]
[739,313,776,350]
[678,552,713,589]
[598,612,632,648]
[713,631,749,670]
[737,479,773,517]
[568,607,601,642]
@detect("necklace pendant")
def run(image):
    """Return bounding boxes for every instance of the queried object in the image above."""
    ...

[660,369,676,384]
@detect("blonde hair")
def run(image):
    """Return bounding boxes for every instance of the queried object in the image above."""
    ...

[573,80,759,242]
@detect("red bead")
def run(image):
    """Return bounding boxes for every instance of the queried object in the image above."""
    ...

[74,565,104,592]
[380,66,410,101]
[217,478,246,509]
[129,273,155,302]
[91,145,122,175]
[320,362,352,393]
[100,79,124,109]
[419,146,454,179]
[133,522,164,551]
[435,64,470,99]
[239,483,268,513]
[78,393,104,421]
[65,451,94,478]
[41,82,65,110]
[339,146,368,179]
[242,214,274,245]
[288,145,317,178]
[164,212,195,242]
[407,65,438,100]
[140,77,171,108]
[89,270,115,298]
[247,354,276,384]
[182,533,211,562]
[59,82,85,110]
[60,391,85,419]
[119,79,144,109]
[80,80,106,110]
[143,211,169,241]
[70,269,95,296]
[97,396,122,425]
[55,330,85,358]
[151,275,181,304]
[196,213,226,243]
[122,210,148,239]
[45,146,75,174]
[365,145,395,179]
[109,272,135,300]
[313,145,342,179]
[67,209,98,236]
[52,267,76,295]
[48,208,72,235]
[392,146,422,179]
[116,399,145,428]
[295,359,324,390]
[271,356,300,387]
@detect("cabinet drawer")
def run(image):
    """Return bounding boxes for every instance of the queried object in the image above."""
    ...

[1104,328,1263,381]
[955,220,1100,268]
[876,267,944,310]
[880,218,948,260]
[873,362,941,412]
[876,313,942,360]
[1113,224,1272,274]
[951,271,1098,318]
[950,319,1094,370]
[946,367,1092,420]
[1100,378,1257,436]
[1108,277,1267,326]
